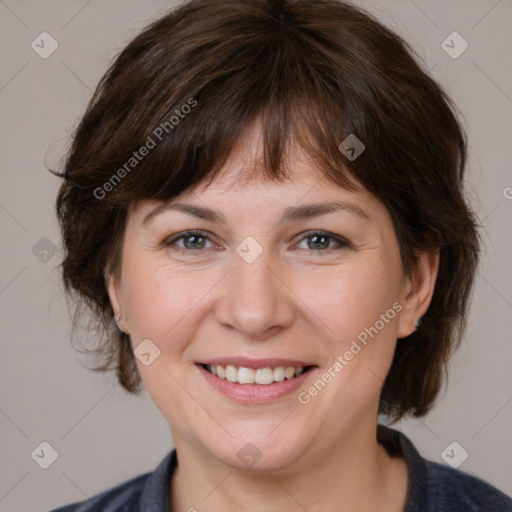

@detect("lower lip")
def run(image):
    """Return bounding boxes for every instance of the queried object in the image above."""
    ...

[197,364,315,403]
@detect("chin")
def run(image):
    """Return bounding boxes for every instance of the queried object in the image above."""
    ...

[203,427,308,473]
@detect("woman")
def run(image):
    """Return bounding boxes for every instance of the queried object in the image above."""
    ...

[50,0,512,510]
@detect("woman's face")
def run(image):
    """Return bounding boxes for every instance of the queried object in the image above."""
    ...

[107,130,434,472]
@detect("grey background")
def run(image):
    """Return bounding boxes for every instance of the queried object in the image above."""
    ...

[0,0,511,510]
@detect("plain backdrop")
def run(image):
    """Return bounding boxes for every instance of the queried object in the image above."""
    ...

[0,1,511,510]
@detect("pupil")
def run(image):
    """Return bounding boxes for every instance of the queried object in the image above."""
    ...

[309,234,329,250]
[185,235,204,249]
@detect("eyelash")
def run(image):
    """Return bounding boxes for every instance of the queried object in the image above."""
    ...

[162,229,351,254]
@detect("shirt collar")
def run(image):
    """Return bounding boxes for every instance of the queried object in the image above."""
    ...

[139,449,176,511]
[138,425,427,511]
[377,424,428,512]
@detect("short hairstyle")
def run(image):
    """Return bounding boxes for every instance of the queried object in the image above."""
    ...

[53,0,479,420]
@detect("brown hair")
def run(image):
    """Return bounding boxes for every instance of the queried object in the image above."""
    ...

[53,0,479,420]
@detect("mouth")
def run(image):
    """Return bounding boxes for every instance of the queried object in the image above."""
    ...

[201,363,315,385]
[196,359,318,403]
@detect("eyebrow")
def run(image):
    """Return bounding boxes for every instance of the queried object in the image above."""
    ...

[142,200,370,227]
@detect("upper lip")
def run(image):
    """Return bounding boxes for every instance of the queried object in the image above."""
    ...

[198,357,315,369]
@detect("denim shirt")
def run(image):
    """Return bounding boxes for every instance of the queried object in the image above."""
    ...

[50,425,512,512]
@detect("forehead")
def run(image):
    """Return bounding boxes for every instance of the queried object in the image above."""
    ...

[130,165,382,234]
[190,123,360,195]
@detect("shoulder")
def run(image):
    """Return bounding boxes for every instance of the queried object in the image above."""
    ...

[377,424,512,512]
[424,460,512,512]
[48,450,176,512]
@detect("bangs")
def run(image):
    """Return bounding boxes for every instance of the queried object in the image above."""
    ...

[93,13,370,207]
[130,85,359,203]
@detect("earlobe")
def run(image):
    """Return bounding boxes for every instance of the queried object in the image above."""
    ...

[397,250,439,339]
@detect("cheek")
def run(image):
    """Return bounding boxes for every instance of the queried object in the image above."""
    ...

[310,258,401,344]
[122,259,198,346]
[308,255,403,408]
[298,262,402,415]
[121,262,202,410]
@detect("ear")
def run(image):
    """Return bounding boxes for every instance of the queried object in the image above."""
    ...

[105,269,129,334]
[397,250,440,338]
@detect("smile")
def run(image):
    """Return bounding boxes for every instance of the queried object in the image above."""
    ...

[204,364,308,385]
[197,360,317,403]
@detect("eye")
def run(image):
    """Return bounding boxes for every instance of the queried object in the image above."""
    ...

[162,229,351,253]
[294,230,350,252]
[163,230,217,251]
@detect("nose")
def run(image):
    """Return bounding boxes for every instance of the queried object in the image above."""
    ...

[214,249,295,340]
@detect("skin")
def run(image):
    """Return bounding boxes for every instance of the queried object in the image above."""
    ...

[107,126,439,512]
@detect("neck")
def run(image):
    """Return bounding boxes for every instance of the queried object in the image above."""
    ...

[170,421,408,512]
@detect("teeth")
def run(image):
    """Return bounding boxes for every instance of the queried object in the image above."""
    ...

[225,364,238,382]
[205,364,305,385]
[238,367,255,384]
[284,366,295,379]
[255,367,274,385]
[273,366,285,382]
